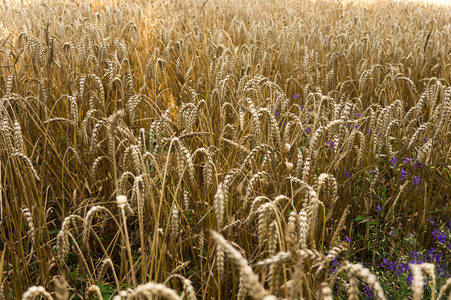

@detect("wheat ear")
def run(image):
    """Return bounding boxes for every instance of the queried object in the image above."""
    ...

[21,286,53,300]
[21,206,35,248]
[214,183,225,228]
[409,263,435,300]
[211,231,276,300]
[134,282,182,300]
[85,285,102,300]
[163,274,197,300]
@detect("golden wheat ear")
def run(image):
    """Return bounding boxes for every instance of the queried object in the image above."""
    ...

[210,231,277,300]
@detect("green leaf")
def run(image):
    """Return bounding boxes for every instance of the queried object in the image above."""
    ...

[97,283,114,299]
[444,167,451,186]
[354,215,369,221]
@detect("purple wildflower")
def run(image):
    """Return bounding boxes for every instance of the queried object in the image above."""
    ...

[400,169,407,180]
[433,253,442,263]
[356,113,361,118]
[332,256,338,265]
[387,261,398,271]
[375,205,382,212]
[437,265,450,278]
[390,156,398,167]
[410,251,421,260]
[304,128,311,134]
[416,161,422,168]
[404,157,412,163]
[398,263,408,274]
[412,176,421,186]
[293,93,299,99]
[363,286,373,299]
[275,111,280,117]
[344,236,352,243]
[432,229,447,243]
[423,136,427,142]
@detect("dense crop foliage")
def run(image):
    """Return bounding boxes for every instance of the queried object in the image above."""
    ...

[0,0,450,298]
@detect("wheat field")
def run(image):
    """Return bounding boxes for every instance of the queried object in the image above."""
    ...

[0,0,450,299]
